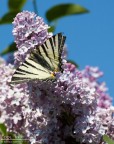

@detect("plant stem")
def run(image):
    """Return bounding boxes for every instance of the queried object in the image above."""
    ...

[32,0,38,15]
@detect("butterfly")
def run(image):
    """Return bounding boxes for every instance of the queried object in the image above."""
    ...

[10,33,66,84]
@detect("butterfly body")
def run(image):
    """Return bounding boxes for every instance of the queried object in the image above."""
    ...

[10,33,66,84]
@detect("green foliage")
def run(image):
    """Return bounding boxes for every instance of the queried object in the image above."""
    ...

[0,124,7,135]
[0,0,26,25]
[11,134,28,144]
[103,135,114,144]
[8,0,26,11]
[48,21,57,32]
[48,26,56,33]
[13,134,22,144]
[46,3,89,22]
[0,42,17,56]
[0,11,19,24]
[0,123,28,144]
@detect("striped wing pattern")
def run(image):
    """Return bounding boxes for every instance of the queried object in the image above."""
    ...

[10,33,66,84]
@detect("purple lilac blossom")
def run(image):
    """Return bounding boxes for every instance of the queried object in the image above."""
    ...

[0,11,114,144]
[0,59,30,133]
[65,63,114,143]
[81,66,112,109]
[0,59,114,143]
[27,69,99,144]
[12,11,52,67]
[24,63,114,144]
[81,66,114,141]
[65,63,113,109]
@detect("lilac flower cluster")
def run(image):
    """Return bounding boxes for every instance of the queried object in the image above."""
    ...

[65,63,114,143]
[0,58,29,132]
[13,11,52,67]
[0,11,114,144]
[26,69,99,143]
[81,65,114,142]
[81,66,112,109]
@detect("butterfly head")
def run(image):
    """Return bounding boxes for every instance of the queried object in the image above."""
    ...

[51,72,55,78]
[51,68,59,78]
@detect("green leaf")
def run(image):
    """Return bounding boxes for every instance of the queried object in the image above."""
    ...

[103,135,114,144]
[8,0,26,10]
[0,42,17,56]
[48,26,56,32]
[0,123,7,135]
[11,134,23,144]
[6,132,27,144]
[46,3,89,22]
[0,11,19,24]
[48,20,57,32]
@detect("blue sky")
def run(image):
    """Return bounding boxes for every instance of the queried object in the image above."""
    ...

[0,0,114,103]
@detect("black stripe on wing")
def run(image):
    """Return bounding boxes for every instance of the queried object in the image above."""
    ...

[12,76,30,81]
[51,33,66,72]
[59,35,66,72]
[35,33,66,72]
[11,54,52,84]
[46,38,55,59]
[24,60,47,73]
[52,33,66,72]
[34,43,55,71]
[11,70,30,83]
[30,51,52,72]
[16,68,38,75]
[41,45,55,69]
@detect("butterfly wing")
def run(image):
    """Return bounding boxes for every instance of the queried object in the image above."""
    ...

[10,33,66,84]
[11,55,53,84]
[35,33,66,72]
